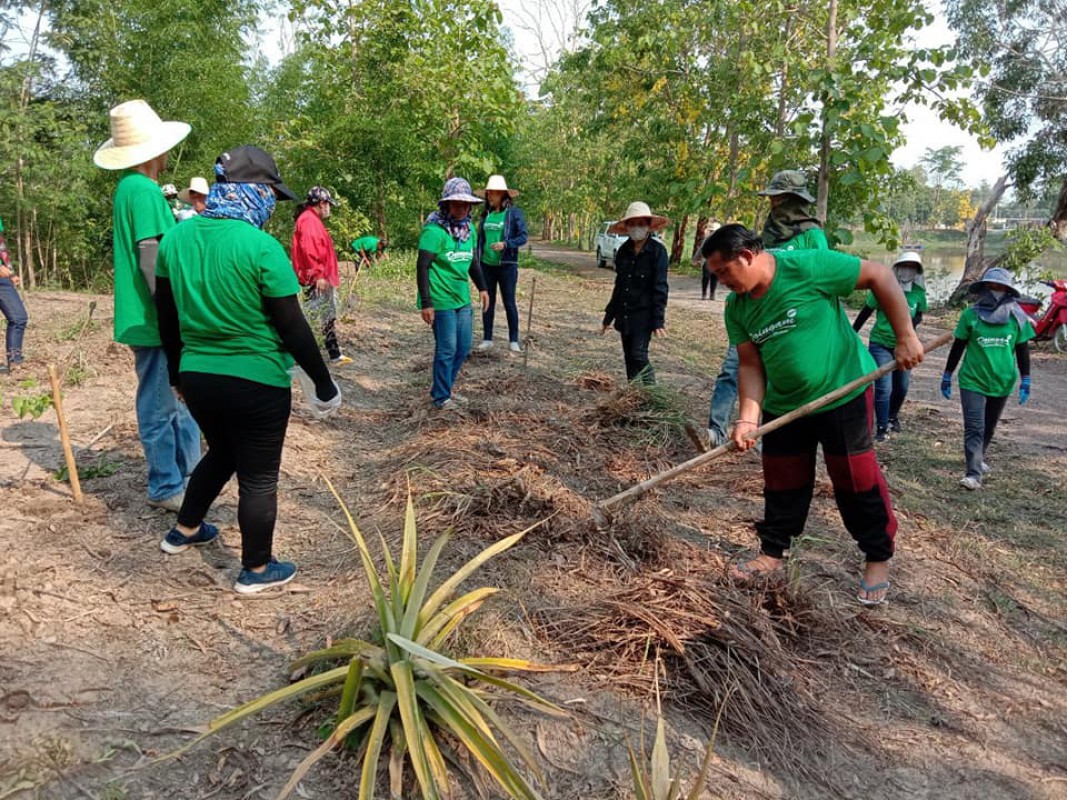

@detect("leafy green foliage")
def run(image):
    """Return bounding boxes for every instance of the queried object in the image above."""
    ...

[165,484,564,800]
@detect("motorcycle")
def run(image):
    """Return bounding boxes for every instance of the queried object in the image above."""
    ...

[1017,279,1067,352]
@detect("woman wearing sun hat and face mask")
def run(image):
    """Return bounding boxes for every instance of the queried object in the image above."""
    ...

[475,174,528,353]
[176,176,210,220]
[853,250,928,441]
[416,177,490,409]
[940,267,1034,490]
[600,201,670,383]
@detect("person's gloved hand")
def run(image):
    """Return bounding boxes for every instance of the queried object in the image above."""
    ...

[940,372,952,400]
[311,379,342,418]
[1019,376,1031,405]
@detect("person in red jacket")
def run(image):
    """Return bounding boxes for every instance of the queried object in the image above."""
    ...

[291,186,351,365]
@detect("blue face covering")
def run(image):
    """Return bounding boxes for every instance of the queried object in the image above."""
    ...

[200,164,276,229]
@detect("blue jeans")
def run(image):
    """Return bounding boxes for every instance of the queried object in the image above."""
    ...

[959,388,1007,480]
[0,277,28,364]
[132,346,202,500]
[431,306,472,406]
[708,345,739,440]
[868,342,911,431]
[482,262,519,343]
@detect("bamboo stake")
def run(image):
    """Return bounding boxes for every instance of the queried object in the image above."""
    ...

[48,364,83,504]
[522,276,537,369]
[593,330,955,525]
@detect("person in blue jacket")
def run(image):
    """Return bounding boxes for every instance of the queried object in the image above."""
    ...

[475,175,528,353]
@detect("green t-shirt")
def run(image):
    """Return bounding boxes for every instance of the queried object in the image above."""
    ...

[725,249,875,416]
[156,216,301,388]
[772,227,829,252]
[417,222,475,310]
[954,306,1035,397]
[351,236,379,253]
[481,210,506,266]
[865,285,927,348]
[112,172,175,346]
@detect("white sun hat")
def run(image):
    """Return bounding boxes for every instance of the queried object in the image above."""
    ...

[93,100,191,171]
[608,201,670,235]
[477,174,519,198]
[177,176,210,203]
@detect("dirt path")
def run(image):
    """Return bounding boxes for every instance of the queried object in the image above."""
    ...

[1,263,1065,800]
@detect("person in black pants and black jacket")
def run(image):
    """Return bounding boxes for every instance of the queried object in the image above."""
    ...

[601,201,670,383]
[154,146,341,594]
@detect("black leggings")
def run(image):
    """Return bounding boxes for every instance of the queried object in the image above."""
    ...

[178,372,291,569]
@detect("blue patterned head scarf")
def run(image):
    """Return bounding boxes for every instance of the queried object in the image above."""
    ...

[200,163,276,229]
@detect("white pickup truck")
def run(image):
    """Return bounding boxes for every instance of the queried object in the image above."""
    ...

[594,222,628,269]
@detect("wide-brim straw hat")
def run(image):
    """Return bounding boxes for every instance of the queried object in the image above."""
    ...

[608,201,670,235]
[93,100,191,171]
[476,174,519,198]
[892,250,924,273]
[177,176,210,203]
[971,266,1020,297]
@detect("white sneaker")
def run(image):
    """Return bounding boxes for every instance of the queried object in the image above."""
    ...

[707,428,726,447]
[451,392,468,405]
[508,342,521,353]
[959,476,982,491]
[980,461,991,474]
[435,398,455,410]
[476,340,494,351]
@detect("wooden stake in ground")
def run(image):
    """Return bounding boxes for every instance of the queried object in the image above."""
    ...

[592,330,955,526]
[522,276,537,369]
[48,364,83,504]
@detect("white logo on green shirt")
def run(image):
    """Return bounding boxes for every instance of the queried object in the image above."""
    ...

[752,308,798,343]
[445,251,473,264]
[977,334,1013,348]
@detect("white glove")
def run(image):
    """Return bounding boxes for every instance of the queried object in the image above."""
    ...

[310,380,342,418]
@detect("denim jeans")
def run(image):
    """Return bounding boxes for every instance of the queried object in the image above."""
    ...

[431,305,472,405]
[132,346,202,500]
[959,388,1008,480]
[0,277,28,364]
[707,345,739,440]
[482,262,520,343]
[868,342,911,430]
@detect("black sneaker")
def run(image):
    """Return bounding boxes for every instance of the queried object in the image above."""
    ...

[160,522,219,554]
[889,417,902,434]
[234,559,297,594]
[875,427,889,443]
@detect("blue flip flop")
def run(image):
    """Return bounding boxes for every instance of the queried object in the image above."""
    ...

[857,578,890,606]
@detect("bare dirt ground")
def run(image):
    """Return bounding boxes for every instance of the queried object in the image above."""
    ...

[1,249,1065,799]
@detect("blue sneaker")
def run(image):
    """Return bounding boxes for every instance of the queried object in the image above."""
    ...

[160,522,219,554]
[234,559,297,594]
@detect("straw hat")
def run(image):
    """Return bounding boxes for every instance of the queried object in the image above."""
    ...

[93,100,191,171]
[476,174,519,198]
[177,176,210,203]
[608,201,669,235]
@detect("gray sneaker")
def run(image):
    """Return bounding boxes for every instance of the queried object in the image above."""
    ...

[959,476,982,491]
[980,461,991,475]
[148,492,184,513]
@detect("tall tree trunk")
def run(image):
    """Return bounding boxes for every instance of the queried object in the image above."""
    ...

[1050,176,1067,242]
[669,214,688,265]
[691,215,709,261]
[949,175,1008,304]
[816,0,838,224]
[775,19,792,138]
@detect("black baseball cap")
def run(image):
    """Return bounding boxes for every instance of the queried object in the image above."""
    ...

[215,146,297,201]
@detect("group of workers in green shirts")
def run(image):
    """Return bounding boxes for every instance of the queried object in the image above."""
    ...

[89,96,1034,605]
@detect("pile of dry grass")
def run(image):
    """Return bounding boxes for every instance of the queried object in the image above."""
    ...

[537,543,857,793]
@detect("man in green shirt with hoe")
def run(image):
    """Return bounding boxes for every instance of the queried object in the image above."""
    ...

[702,224,924,606]
[94,100,201,512]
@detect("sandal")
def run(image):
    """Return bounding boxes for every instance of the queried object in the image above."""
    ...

[857,578,890,606]
[730,556,784,582]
